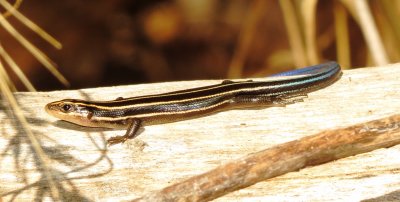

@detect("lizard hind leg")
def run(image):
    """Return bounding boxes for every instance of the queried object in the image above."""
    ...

[231,93,308,108]
[273,93,308,106]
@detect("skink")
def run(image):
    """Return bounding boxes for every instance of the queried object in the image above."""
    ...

[45,61,342,145]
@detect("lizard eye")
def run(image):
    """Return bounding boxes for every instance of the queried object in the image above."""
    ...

[61,104,73,113]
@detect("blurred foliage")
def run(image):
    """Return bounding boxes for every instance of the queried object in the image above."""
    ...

[1,0,399,91]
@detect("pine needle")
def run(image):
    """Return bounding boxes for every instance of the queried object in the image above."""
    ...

[0,60,60,201]
[0,12,69,86]
[0,1,63,200]
[0,57,16,91]
[0,42,36,91]
[0,0,62,49]
[1,0,22,18]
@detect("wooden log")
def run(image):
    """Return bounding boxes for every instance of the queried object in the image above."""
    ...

[1,64,400,201]
[134,114,400,202]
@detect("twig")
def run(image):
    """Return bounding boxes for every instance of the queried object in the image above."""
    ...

[133,114,400,202]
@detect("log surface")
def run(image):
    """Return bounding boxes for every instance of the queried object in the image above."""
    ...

[1,64,400,201]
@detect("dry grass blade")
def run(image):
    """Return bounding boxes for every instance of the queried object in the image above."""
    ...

[0,42,36,91]
[299,0,318,65]
[0,12,69,86]
[334,2,350,68]
[0,0,61,49]
[279,0,307,67]
[0,61,60,200]
[380,0,400,48]
[374,1,400,62]
[340,0,388,66]
[227,0,266,78]
[353,0,388,66]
